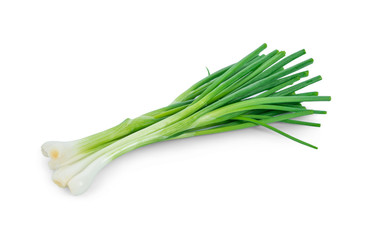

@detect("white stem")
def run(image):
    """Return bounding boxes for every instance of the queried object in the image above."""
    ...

[52,154,97,188]
[67,132,161,195]
[67,155,112,195]
[49,151,90,170]
[41,141,79,161]
[67,141,143,195]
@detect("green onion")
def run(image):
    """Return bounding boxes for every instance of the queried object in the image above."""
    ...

[42,43,331,195]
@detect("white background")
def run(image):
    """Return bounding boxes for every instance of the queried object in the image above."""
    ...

[0,0,374,239]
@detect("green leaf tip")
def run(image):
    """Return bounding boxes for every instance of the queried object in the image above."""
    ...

[255,43,267,52]
[205,67,211,76]
[312,110,327,114]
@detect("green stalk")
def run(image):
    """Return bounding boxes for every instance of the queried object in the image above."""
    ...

[211,50,286,101]
[232,114,320,127]
[181,54,266,102]
[172,64,233,103]
[194,44,268,103]
[193,96,330,127]
[272,76,322,96]
[234,117,318,149]
[251,49,306,81]
[173,110,316,139]
[293,92,319,96]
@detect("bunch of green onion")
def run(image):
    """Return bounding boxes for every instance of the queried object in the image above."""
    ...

[42,44,331,195]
